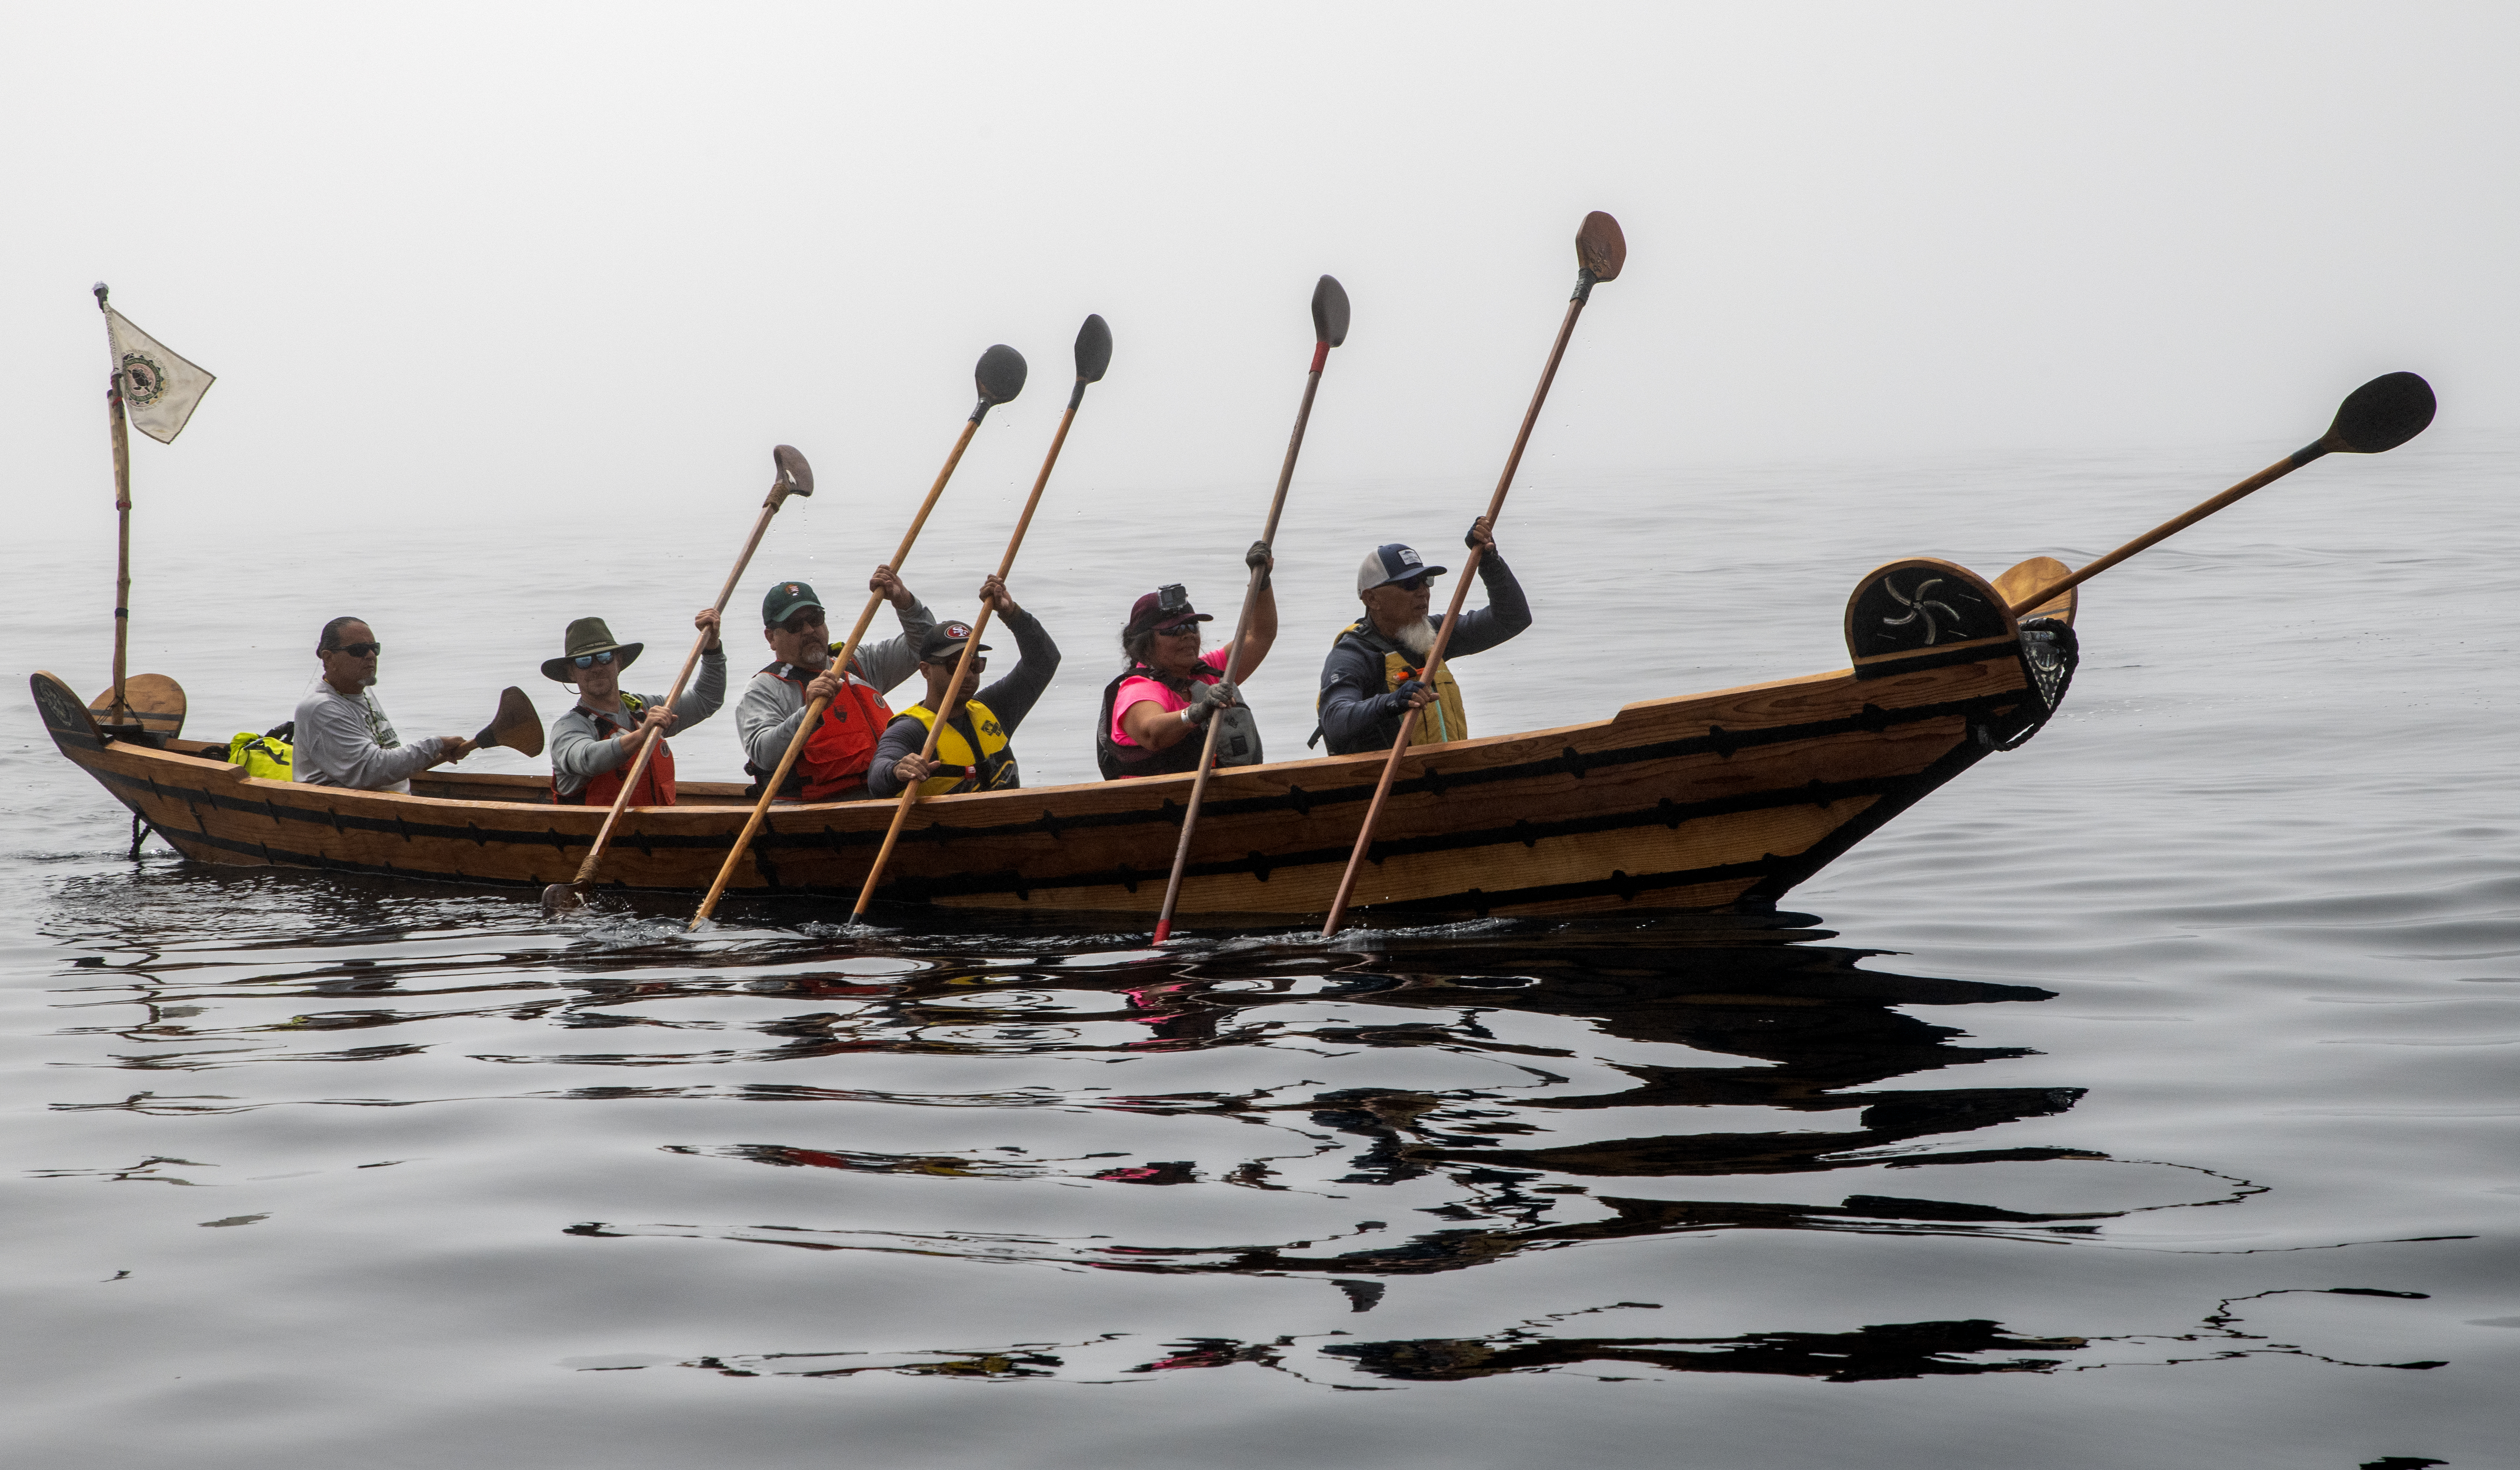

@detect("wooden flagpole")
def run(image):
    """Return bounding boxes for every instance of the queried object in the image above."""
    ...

[96,284,134,725]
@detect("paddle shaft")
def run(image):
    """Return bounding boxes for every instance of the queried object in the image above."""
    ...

[567,481,800,887]
[2005,441,2330,617]
[689,417,986,929]
[1319,288,1594,936]
[850,386,1085,920]
[1150,341,1332,942]
[106,381,133,723]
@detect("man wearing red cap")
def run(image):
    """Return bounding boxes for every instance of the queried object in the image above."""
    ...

[1096,542,1275,779]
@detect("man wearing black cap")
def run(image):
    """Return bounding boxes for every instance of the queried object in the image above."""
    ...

[1316,516,1529,755]
[735,565,935,801]
[1096,543,1277,780]
[866,574,1062,798]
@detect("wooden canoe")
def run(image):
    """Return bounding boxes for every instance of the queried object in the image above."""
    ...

[29,556,2078,921]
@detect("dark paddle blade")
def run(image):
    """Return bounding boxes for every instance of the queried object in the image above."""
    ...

[1577,211,1626,282]
[2326,371,2435,454]
[475,686,545,756]
[975,344,1027,406]
[772,444,814,497]
[1312,275,1351,347]
[1074,314,1112,383]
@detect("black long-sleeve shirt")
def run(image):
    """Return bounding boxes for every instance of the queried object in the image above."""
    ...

[865,605,1061,796]
[1316,553,1531,755]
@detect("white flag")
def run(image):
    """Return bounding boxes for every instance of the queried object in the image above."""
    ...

[103,306,215,444]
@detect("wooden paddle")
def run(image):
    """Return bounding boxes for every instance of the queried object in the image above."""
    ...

[474,686,547,758]
[541,447,812,914]
[2004,372,2436,616]
[688,345,1028,929]
[1151,276,1351,943]
[1320,212,1626,937]
[848,314,1112,923]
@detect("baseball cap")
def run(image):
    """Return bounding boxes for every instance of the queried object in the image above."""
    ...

[1356,543,1448,594]
[918,620,994,663]
[762,580,823,626]
[1126,588,1214,638]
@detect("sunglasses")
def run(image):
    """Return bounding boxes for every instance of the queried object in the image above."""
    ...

[1388,574,1430,594]
[777,611,827,635]
[330,641,383,658]
[1156,623,1203,638]
[571,651,617,669]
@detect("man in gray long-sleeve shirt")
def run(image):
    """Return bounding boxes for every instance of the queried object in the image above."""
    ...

[736,565,936,800]
[545,610,727,804]
[868,575,1062,798]
[292,617,473,792]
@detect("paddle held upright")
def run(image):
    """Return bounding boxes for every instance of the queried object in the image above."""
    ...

[1320,213,1626,937]
[1151,276,1350,943]
[850,315,1112,922]
[542,447,814,914]
[688,347,1028,929]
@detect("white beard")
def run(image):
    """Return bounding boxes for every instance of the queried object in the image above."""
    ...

[796,641,832,672]
[1389,618,1434,661]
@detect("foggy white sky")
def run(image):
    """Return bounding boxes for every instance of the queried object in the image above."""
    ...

[4,2,2512,552]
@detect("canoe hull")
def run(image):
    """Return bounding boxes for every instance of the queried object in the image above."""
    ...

[32,559,2074,921]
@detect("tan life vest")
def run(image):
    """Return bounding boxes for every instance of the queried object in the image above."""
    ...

[1323,620,1470,747]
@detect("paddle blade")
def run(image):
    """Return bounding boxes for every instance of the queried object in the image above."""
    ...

[541,882,586,916]
[2326,371,2434,454]
[1312,275,1351,347]
[1577,211,1626,282]
[975,344,1027,405]
[1074,313,1112,383]
[476,686,545,756]
[772,444,814,498]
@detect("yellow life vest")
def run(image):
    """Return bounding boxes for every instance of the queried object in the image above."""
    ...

[899,699,1017,796]
[1323,620,1470,747]
[227,730,293,780]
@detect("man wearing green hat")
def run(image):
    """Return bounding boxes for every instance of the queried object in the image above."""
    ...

[735,565,936,801]
[544,607,725,807]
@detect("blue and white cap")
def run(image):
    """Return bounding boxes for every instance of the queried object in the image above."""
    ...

[1356,543,1448,594]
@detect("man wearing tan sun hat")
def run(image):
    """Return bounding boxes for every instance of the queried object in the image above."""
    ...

[543,608,725,807]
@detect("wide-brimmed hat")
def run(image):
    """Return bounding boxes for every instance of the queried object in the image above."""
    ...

[539,617,644,683]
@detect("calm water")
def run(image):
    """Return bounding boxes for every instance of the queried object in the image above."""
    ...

[4,432,2514,1467]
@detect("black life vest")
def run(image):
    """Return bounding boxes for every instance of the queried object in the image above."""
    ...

[1095,661,1262,780]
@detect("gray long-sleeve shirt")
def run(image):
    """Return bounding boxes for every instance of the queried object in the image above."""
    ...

[548,649,728,798]
[291,678,444,793]
[865,605,1062,797]
[1317,553,1532,756]
[734,598,935,775]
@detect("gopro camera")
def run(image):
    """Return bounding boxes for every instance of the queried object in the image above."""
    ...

[1156,583,1191,614]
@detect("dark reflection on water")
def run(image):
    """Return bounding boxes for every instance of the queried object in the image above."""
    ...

[26,866,2467,1402]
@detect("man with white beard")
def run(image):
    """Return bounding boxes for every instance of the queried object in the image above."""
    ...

[734,566,935,801]
[1314,517,1531,756]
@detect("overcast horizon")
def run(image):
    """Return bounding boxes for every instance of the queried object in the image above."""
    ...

[6,2,2513,557]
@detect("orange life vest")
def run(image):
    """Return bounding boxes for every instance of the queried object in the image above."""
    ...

[759,663,891,801]
[551,695,677,807]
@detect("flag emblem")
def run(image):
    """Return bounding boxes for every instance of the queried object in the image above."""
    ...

[119,353,167,406]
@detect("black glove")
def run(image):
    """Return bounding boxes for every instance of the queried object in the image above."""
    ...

[1246,539,1272,588]
[1384,679,1429,717]
[1187,680,1238,726]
